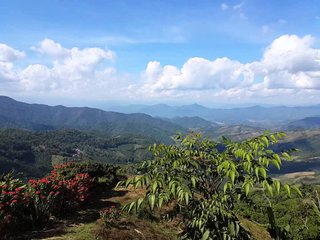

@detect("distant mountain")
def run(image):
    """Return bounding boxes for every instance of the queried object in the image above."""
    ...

[168,116,219,129]
[0,96,185,142]
[109,103,320,126]
[287,117,320,130]
[111,103,211,119]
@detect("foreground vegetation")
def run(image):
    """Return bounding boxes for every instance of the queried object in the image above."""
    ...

[120,132,304,239]
[0,161,120,238]
[1,132,320,239]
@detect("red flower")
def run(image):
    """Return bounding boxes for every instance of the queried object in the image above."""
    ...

[12,199,18,203]
[35,191,41,195]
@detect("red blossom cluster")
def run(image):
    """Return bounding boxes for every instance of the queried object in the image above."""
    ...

[0,184,31,226]
[99,205,121,225]
[0,162,96,234]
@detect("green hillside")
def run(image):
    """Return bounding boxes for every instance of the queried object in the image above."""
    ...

[0,96,184,143]
[0,129,154,178]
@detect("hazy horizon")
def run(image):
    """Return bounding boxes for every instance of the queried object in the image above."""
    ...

[2,95,320,111]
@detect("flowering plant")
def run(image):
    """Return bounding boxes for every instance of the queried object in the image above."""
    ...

[99,206,121,225]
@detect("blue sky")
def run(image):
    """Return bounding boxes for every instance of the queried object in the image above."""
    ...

[0,0,320,107]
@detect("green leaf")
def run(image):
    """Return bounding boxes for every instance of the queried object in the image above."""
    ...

[284,184,291,197]
[149,194,156,210]
[137,198,144,210]
[292,185,302,196]
[244,183,250,196]
[261,136,269,147]
[267,184,273,196]
[282,152,292,161]
[152,181,158,193]
[230,170,235,184]
[201,230,210,240]
[191,176,196,187]
[128,201,135,213]
[224,182,232,193]
[158,197,164,208]
[273,180,280,194]
[259,167,267,178]
[185,192,189,205]
[271,159,280,170]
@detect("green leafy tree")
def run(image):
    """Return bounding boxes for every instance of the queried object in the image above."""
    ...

[119,132,300,239]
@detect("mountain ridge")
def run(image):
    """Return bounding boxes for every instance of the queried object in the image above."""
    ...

[0,96,185,143]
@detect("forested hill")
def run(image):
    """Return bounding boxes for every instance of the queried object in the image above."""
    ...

[0,96,184,143]
[0,128,156,178]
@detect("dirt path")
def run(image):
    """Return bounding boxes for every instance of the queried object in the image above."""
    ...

[18,186,177,240]
[14,188,129,239]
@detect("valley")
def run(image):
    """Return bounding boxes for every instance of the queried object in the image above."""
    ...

[1,96,320,178]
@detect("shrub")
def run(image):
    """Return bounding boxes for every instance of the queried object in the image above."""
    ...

[99,205,122,226]
[0,173,31,234]
[120,132,300,239]
[0,161,119,236]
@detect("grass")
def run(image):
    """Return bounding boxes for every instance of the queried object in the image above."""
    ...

[26,178,271,240]
[46,222,98,240]
[240,219,271,240]
[27,183,179,240]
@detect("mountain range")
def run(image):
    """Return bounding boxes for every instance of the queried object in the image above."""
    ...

[1,96,320,176]
[1,96,320,138]
[110,103,320,126]
[0,96,184,143]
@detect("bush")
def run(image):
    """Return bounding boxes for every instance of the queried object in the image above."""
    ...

[0,161,119,236]
[0,173,31,234]
[120,132,300,239]
[53,161,120,188]
[99,205,122,226]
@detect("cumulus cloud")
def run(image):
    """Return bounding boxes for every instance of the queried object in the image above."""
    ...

[32,38,69,58]
[1,35,320,104]
[0,39,123,100]
[0,44,24,84]
[140,34,320,101]
[0,43,25,62]
[143,57,254,91]
[19,39,116,92]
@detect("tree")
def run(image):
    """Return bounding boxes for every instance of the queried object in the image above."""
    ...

[119,132,300,239]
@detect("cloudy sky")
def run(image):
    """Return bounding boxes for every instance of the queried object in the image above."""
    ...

[1,0,320,107]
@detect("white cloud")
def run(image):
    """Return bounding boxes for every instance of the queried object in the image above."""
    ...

[262,35,319,73]
[0,39,123,101]
[0,43,25,62]
[140,34,320,102]
[0,62,18,82]
[143,57,254,92]
[18,39,116,92]
[1,35,320,104]
[32,38,69,58]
